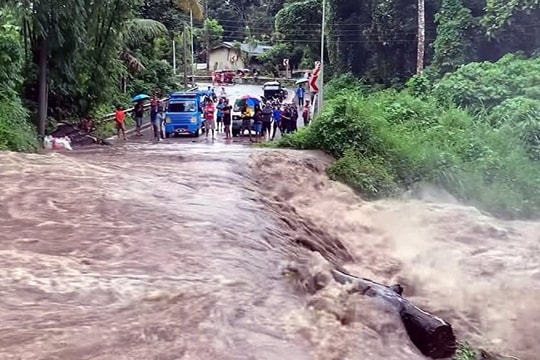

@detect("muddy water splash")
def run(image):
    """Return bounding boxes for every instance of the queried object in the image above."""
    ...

[1,144,539,360]
[250,150,540,360]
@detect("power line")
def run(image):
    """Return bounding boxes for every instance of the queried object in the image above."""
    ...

[191,17,540,33]
[193,18,438,29]
[272,38,436,44]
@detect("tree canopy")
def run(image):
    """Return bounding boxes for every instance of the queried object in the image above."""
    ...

[0,0,539,147]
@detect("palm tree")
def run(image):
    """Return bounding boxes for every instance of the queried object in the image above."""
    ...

[121,0,203,73]
[120,19,168,72]
[14,0,203,134]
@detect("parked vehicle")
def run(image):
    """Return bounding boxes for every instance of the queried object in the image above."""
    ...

[262,81,288,102]
[163,91,204,138]
[231,98,255,137]
[213,70,236,85]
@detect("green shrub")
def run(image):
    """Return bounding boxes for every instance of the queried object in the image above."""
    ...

[452,342,477,360]
[405,73,432,98]
[487,97,540,159]
[0,97,39,152]
[324,73,368,100]
[433,54,540,110]
[279,126,318,149]
[327,149,399,199]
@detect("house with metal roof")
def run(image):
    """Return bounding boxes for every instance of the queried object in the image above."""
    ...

[208,42,273,71]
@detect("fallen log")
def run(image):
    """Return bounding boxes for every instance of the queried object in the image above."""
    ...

[331,268,457,359]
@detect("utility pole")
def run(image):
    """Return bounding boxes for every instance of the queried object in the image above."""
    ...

[204,0,210,72]
[190,9,195,79]
[183,27,188,90]
[318,0,326,113]
[172,38,176,75]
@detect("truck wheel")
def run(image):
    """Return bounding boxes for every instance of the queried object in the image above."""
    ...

[232,129,239,137]
[194,128,200,137]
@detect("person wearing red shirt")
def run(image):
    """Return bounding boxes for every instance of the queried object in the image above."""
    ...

[204,98,216,140]
[114,105,127,140]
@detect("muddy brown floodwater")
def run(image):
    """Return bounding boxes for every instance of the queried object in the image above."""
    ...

[0,142,539,360]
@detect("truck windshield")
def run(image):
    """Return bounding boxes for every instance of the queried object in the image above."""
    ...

[168,100,196,112]
[233,99,242,112]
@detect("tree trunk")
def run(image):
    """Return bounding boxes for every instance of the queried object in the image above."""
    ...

[37,34,49,137]
[331,269,457,359]
[120,76,127,93]
[416,0,425,73]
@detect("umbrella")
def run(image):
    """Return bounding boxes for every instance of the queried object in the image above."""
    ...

[237,95,260,107]
[295,78,309,85]
[131,93,150,102]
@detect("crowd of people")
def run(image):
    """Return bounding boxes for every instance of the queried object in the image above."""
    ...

[112,85,311,143]
[201,85,311,143]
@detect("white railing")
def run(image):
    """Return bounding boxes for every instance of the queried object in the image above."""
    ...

[99,85,199,122]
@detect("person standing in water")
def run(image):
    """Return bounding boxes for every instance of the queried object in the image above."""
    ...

[253,104,263,143]
[280,104,291,134]
[303,99,311,126]
[271,103,282,141]
[114,105,127,140]
[295,84,305,108]
[150,95,158,129]
[290,104,298,133]
[216,97,225,132]
[133,101,144,136]
[261,102,273,141]
[240,104,253,142]
[222,99,232,139]
[204,98,216,140]
[152,107,166,142]
[219,87,227,97]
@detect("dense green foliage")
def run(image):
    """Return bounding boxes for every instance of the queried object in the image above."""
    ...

[0,0,540,152]
[0,0,198,149]
[0,7,38,151]
[279,72,540,219]
[432,54,540,109]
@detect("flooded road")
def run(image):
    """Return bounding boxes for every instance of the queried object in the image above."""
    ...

[0,144,317,360]
[1,85,539,360]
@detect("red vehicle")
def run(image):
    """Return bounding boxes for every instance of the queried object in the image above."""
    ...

[213,70,236,85]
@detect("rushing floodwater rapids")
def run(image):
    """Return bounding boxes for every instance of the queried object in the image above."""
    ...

[1,142,539,360]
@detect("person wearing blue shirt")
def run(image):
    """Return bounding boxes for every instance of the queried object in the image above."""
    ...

[271,105,282,141]
[206,86,216,101]
[295,85,305,107]
[216,98,225,132]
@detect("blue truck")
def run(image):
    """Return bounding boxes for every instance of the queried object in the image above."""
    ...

[163,91,205,138]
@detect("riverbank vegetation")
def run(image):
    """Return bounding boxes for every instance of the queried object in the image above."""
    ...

[274,0,540,220]
[280,56,540,219]
[0,0,199,150]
